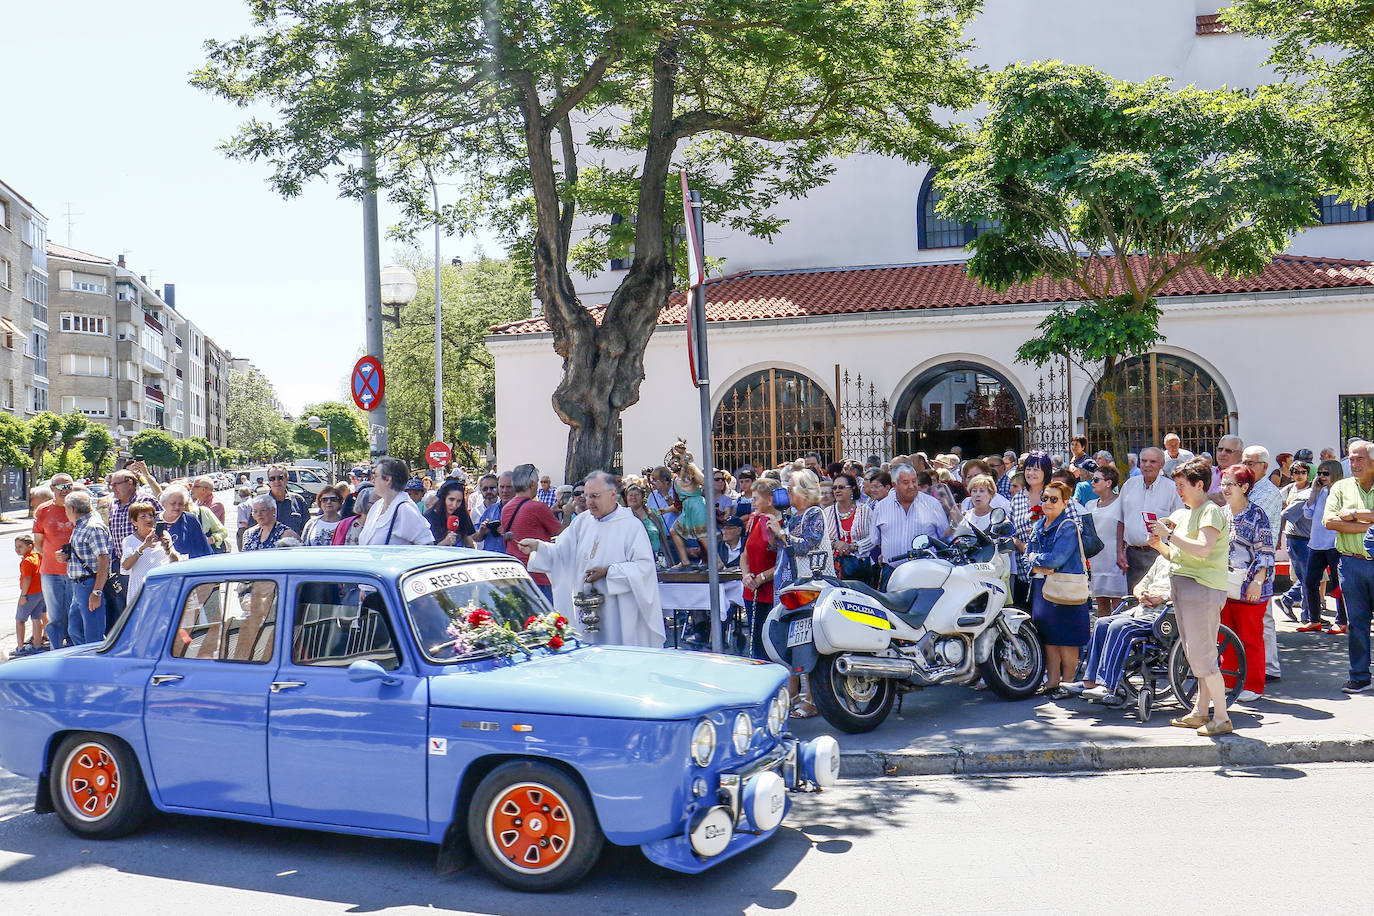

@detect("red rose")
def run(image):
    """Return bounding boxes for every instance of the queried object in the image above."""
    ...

[525,615,537,627]
[1029,505,1043,521]
[554,615,568,628]
[547,636,563,650]
[467,608,492,627]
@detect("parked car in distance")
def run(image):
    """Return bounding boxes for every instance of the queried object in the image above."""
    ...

[0,548,838,891]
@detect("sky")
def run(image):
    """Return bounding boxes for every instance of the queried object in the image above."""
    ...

[2,1,492,416]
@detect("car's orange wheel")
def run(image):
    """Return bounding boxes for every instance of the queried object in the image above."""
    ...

[467,761,603,891]
[486,782,575,874]
[62,742,121,822]
[49,733,151,838]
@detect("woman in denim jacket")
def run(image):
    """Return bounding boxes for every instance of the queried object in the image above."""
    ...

[1025,480,1092,698]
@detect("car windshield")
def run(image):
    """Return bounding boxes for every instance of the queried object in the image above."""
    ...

[402,559,554,662]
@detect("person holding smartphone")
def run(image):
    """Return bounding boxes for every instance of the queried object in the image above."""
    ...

[121,502,181,605]
[425,479,476,547]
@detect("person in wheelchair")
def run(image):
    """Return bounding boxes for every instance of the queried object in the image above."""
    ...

[1076,555,1173,702]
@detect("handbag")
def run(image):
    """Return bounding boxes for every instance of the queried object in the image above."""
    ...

[1041,519,1091,605]
[1077,511,1105,558]
[1226,567,1248,601]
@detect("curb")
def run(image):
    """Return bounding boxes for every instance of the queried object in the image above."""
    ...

[838,733,1374,777]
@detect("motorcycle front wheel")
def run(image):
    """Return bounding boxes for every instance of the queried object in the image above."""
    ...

[977,623,1046,700]
[810,654,896,733]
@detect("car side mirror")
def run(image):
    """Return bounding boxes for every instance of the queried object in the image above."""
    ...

[347,659,401,687]
[910,535,930,552]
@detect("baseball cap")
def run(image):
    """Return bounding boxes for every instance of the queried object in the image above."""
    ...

[404,477,426,491]
[351,466,369,479]
[1077,457,1099,473]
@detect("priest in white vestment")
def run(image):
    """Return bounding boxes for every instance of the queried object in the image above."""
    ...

[521,472,666,648]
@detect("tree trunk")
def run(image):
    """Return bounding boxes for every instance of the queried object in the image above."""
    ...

[517,38,682,481]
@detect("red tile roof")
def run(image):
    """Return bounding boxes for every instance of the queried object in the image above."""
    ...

[1196,13,1228,35]
[488,254,1374,336]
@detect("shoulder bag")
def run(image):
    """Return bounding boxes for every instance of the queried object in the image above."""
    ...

[1076,510,1105,558]
[1041,519,1091,605]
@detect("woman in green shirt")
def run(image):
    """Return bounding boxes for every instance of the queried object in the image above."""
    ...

[1149,457,1233,736]
[624,476,671,565]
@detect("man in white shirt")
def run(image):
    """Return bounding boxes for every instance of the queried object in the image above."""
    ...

[1161,432,1195,477]
[1115,446,1184,592]
[871,463,950,587]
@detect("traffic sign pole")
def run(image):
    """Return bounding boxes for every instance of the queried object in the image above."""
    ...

[362,142,388,456]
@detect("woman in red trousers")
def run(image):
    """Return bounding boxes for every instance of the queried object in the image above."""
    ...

[1220,464,1275,703]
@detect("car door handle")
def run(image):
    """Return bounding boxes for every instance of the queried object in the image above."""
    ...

[150,674,183,686]
[270,681,307,693]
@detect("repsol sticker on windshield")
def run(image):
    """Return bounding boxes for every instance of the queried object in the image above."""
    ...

[406,562,530,598]
[835,600,892,630]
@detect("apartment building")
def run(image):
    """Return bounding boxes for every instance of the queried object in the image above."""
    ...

[204,336,229,448]
[45,243,191,436]
[0,178,49,421]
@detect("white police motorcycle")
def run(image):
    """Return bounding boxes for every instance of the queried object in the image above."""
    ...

[761,510,1044,733]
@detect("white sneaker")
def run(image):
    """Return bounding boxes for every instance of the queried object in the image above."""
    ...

[1080,685,1110,700]
[1236,690,1262,702]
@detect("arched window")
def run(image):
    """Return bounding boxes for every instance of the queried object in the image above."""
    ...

[713,369,835,471]
[917,171,995,250]
[1316,194,1372,225]
[1084,353,1230,456]
[893,361,1026,456]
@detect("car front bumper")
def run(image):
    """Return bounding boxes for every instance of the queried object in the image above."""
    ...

[638,733,839,874]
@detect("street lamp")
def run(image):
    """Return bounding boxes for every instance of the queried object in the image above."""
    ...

[375,264,418,457]
[307,415,333,484]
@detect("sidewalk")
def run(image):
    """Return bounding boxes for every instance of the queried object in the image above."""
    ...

[792,615,1374,776]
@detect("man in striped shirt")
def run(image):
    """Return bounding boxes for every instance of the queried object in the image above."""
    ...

[872,463,950,587]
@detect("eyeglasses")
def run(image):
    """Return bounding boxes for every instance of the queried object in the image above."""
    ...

[1317,471,1332,477]
[480,485,497,492]
[713,477,726,483]
[318,496,341,502]
[268,475,286,481]
[1241,460,1263,467]
[1042,496,1062,504]
[53,483,74,491]
[573,490,585,497]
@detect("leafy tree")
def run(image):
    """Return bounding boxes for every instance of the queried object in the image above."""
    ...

[196,0,983,478]
[181,439,211,473]
[218,447,247,468]
[25,412,62,479]
[0,413,34,471]
[1224,1,1374,200]
[935,62,1351,455]
[291,400,369,460]
[130,429,182,472]
[226,367,286,455]
[80,423,115,479]
[383,255,530,466]
[50,412,95,478]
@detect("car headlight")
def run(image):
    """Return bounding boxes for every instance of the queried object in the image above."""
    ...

[732,712,752,755]
[691,718,716,767]
[766,687,788,737]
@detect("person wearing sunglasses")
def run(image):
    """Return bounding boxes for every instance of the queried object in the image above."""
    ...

[1276,460,1314,622]
[32,474,80,649]
[1025,481,1093,698]
[302,486,349,546]
[265,464,311,536]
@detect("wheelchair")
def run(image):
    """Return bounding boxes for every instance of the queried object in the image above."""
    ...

[1089,601,1247,722]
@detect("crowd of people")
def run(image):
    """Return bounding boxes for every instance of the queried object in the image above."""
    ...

[12,435,1374,734]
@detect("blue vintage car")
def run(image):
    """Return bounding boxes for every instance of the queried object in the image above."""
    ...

[0,547,838,891]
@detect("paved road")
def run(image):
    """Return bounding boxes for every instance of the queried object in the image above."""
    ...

[2,762,1372,914]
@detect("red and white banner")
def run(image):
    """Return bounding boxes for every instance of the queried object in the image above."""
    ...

[681,170,706,289]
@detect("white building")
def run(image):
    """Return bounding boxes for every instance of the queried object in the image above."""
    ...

[486,2,1374,481]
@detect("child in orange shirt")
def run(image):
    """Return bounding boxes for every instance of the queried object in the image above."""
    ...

[15,535,46,655]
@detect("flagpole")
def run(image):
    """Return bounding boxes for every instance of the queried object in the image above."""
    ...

[684,180,724,653]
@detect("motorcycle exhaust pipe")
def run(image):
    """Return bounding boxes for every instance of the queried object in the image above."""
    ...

[834,654,919,679]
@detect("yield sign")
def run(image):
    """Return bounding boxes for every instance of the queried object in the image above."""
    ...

[351,355,385,411]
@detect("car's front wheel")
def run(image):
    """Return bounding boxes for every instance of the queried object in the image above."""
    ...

[467,761,604,892]
[49,732,152,838]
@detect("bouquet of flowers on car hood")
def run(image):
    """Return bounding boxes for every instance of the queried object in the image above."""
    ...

[442,602,523,657]
[523,611,572,651]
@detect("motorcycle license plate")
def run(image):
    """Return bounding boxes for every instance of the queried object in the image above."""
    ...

[787,618,813,647]
[967,562,997,573]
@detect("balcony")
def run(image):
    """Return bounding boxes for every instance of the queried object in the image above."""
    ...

[143,351,165,375]
[144,312,163,333]
[144,385,164,404]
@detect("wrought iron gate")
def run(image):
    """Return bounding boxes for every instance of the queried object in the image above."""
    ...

[1085,353,1230,457]
[712,368,836,471]
[1340,394,1374,448]
[836,367,893,462]
[1025,358,1071,458]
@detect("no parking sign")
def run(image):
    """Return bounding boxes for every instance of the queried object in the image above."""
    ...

[351,356,385,411]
